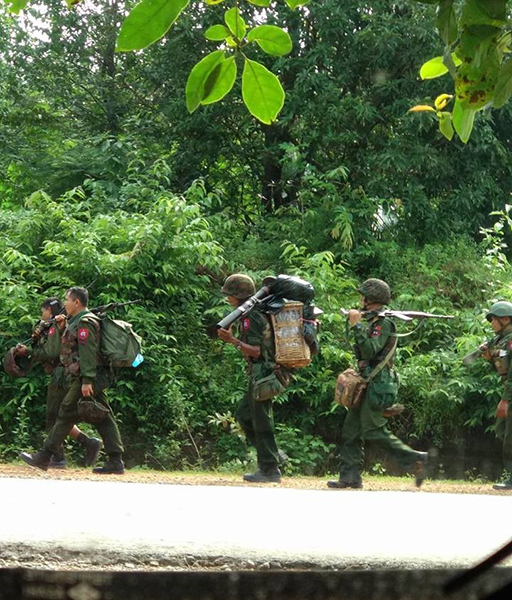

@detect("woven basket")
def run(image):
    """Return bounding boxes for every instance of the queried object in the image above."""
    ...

[270,301,311,368]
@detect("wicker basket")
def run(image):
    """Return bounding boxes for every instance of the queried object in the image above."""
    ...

[270,301,311,368]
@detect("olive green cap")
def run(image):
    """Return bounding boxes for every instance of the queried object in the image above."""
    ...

[221,274,256,300]
[486,301,512,321]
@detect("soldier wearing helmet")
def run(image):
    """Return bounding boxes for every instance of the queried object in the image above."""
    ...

[478,301,512,490]
[328,278,428,490]
[218,274,285,483]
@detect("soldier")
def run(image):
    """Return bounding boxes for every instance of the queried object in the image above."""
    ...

[217,274,286,483]
[479,301,512,491]
[19,287,125,474]
[328,278,428,489]
[16,297,102,468]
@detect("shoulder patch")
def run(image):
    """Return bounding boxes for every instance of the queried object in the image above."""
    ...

[48,326,56,337]
[242,318,251,331]
[78,328,89,343]
[508,341,512,351]
[371,325,382,338]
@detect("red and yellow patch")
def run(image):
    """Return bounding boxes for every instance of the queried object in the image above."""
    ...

[48,326,56,337]
[78,328,89,343]
[508,341,512,351]
[371,325,382,338]
[242,318,251,331]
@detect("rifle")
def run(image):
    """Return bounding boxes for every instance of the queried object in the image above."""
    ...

[339,308,455,322]
[91,299,143,316]
[462,342,490,366]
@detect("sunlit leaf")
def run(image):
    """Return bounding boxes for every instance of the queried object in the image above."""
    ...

[452,99,476,143]
[205,0,224,4]
[408,105,436,113]
[242,58,285,124]
[4,0,30,13]
[117,0,189,52]
[438,111,454,140]
[205,24,230,41]
[202,57,237,105]
[493,58,512,108]
[186,50,225,112]
[247,25,292,56]
[285,0,310,8]
[225,7,246,40]
[247,0,272,6]
[420,54,462,79]
[435,93,453,110]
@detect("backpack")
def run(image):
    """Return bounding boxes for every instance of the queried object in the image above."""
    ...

[99,317,143,368]
[265,275,321,368]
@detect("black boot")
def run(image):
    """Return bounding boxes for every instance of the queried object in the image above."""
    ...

[243,467,281,483]
[83,438,103,467]
[327,479,363,489]
[493,480,512,491]
[49,447,67,469]
[19,449,52,472]
[93,455,125,474]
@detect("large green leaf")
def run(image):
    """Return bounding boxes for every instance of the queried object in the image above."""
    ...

[461,0,507,28]
[205,0,224,4]
[202,57,237,105]
[116,0,189,52]
[452,99,475,143]
[285,0,310,9]
[436,0,458,46]
[493,59,512,108]
[186,50,225,113]
[242,58,285,124]
[420,54,462,79]
[5,0,30,13]
[247,0,272,6]
[225,7,246,40]
[205,24,230,41]
[247,25,292,57]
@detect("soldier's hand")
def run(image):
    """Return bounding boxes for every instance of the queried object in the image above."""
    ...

[496,399,509,419]
[348,309,362,326]
[81,383,94,398]
[218,327,236,344]
[480,343,491,361]
[15,344,28,356]
[55,315,67,330]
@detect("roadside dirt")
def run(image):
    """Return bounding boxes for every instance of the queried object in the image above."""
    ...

[0,462,507,493]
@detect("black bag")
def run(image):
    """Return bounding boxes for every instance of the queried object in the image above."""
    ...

[77,399,110,424]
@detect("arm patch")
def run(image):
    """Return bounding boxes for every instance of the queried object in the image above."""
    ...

[242,318,251,331]
[78,328,89,343]
[371,325,382,338]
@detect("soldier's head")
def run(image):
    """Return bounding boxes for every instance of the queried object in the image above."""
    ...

[486,301,512,333]
[357,278,391,310]
[65,287,89,316]
[40,297,63,320]
[221,274,256,307]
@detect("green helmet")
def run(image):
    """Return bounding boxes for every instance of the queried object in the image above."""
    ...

[221,274,256,300]
[358,278,391,305]
[486,301,512,322]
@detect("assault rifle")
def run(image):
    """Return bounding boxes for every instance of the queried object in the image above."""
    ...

[462,342,491,366]
[91,299,143,316]
[339,308,455,322]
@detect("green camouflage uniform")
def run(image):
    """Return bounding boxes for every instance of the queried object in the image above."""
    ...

[43,310,123,456]
[29,324,68,433]
[338,315,423,483]
[486,325,512,475]
[236,307,280,472]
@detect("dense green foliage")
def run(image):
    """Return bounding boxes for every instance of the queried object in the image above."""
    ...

[1,0,512,479]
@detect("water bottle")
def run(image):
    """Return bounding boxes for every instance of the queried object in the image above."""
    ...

[132,353,144,368]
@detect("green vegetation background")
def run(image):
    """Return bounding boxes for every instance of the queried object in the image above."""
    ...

[1,0,512,479]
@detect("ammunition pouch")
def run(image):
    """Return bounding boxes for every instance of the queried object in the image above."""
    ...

[334,368,367,408]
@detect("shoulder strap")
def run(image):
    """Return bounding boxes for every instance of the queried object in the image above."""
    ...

[364,336,398,383]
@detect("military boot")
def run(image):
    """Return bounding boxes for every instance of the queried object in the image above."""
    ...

[277,449,289,467]
[93,456,125,475]
[493,480,512,491]
[327,479,363,489]
[19,449,52,472]
[84,438,103,467]
[48,447,67,470]
[243,467,281,483]
[414,452,429,488]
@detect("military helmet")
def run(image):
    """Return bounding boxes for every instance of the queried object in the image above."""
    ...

[358,278,391,305]
[221,274,256,299]
[3,347,34,377]
[486,301,512,322]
